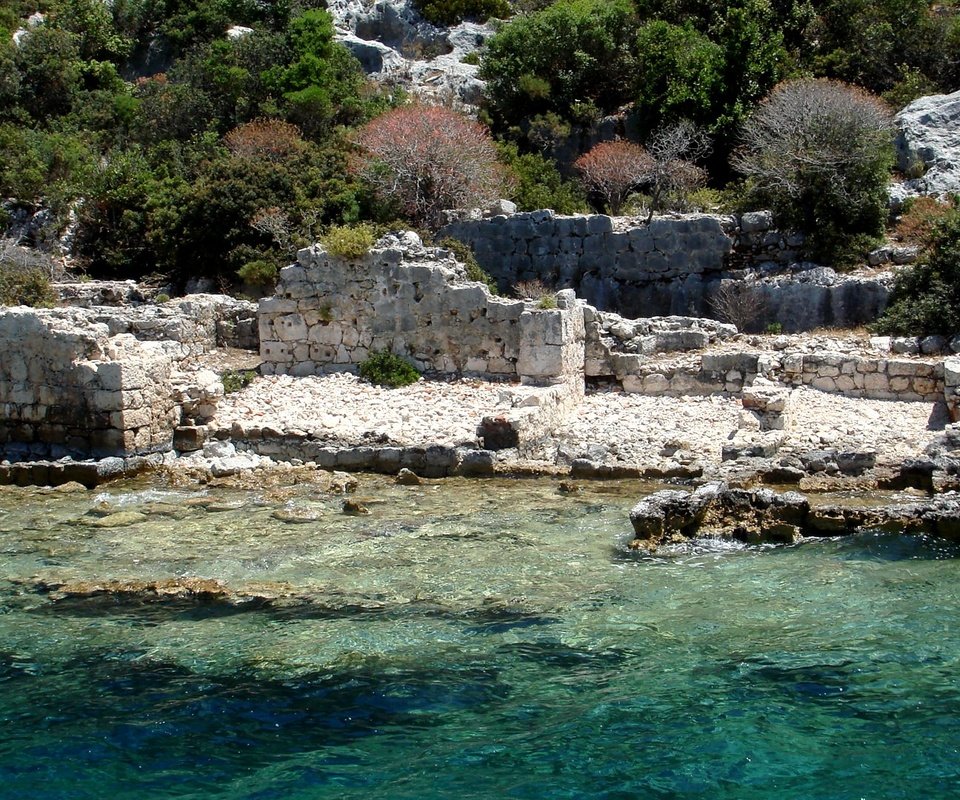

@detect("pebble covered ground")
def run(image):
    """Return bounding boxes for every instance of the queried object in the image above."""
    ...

[564,387,943,467]
[213,372,510,447]
[213,372,946,469]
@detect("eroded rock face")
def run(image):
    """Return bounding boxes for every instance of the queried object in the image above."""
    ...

[628,483,960,549]
[894,90,960,199]
[327,0,493,110]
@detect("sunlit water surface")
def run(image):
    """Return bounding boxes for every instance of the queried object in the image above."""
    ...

[0,476,958,799]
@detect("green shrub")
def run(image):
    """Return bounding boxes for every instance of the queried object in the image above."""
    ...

[537,294,558,309]
[765,322,783,335]
[155,292,170,303]
[479,0,638,134]
[321,224,376,259]
[237,259,279,288]
[0,264,57,307]
[358,350,421,388]
[874,207,960,336]
[735,78,894,267]
[497,142,588,214]
[221,369,257,394]
[413,0,511,26]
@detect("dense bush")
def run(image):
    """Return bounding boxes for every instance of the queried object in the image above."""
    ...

[479,0,638,136]
[358,351,421,388]
[734,78,894,265]
[413,0,511,26]
[354,104,506,228]
[874,208,960,336]
[497,143,587,214]
[575,140,652,214]
[321,224,376,259]
[0,261,57,307]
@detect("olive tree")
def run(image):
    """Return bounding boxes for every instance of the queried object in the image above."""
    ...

[733,78,894,264]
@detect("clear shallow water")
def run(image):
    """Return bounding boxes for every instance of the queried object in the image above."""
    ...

[0,477,958,799]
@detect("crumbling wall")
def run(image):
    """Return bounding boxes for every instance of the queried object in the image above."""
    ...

[258,234,585,386]
[0,310,182,459]
[439,210,890,329]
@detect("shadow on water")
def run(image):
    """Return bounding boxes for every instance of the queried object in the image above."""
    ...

[831,531,960,561]
[0,652,509,793]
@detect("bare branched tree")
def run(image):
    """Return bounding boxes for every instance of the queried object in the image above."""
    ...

[644,120,710,222]
[733,78,893,207]
[574,140,653,214]
[709,280,767,332]
[250,207,323,257]
[353,104,508,229]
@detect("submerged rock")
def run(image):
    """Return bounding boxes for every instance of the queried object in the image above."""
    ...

[88,511,148,528]
[628,484,960,548]
[342,499,371,515]
[396,468,423,485]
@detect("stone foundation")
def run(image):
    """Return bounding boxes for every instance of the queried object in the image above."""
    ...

[0,296,257,461]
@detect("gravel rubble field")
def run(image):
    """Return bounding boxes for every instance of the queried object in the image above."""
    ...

[213,373,947,470]
[213,372,510,447]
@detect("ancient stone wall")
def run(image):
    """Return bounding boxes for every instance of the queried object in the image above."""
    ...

[0,310,182,459]
[259,235,585,386]
[0,296,250,461]
[89,295,259,353]
[439,210,889,329]
[788,354,943,402]
[588,344,944,403]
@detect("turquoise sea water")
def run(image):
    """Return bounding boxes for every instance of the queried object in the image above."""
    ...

[0,477,958,800]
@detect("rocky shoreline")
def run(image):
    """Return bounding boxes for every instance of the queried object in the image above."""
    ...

[4,228,960,548]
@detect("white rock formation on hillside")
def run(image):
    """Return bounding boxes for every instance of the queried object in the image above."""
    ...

[327,0,494,111]
[891,89,960,206]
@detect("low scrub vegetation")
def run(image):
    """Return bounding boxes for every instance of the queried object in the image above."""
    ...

[321,224,377,260]
[358,351,422,388]
[0,0,957,290]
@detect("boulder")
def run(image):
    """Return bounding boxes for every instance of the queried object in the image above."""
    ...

[894,90,960,197]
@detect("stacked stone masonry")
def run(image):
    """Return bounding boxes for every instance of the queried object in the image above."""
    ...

[439,210,889,330]
[0,295,255,460]
[0,310,181,459]
[259,235,584,386]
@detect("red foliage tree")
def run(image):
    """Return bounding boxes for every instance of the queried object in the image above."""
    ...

[353,104,507,228]
[574,140,653,214]
[224,119,304,162]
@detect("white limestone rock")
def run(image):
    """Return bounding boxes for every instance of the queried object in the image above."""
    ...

[893,90,960,200]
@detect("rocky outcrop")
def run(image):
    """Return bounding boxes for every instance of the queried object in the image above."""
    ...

[893,89,960,201]
[629,483,960,548]
[327,0,492,110]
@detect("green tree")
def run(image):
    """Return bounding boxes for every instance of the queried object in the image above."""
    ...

[875,207,960,336]
[14,25,83,118]
[264,9,372,137]
[479,0,638,135]
[633,21,723,128]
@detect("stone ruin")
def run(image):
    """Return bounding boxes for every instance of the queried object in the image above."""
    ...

[1,218,960,479]
[439,209,891,330]
[0,296,255,463]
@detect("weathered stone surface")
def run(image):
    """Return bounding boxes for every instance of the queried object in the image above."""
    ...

[440,212,888,329]
[628,485,960,548]
[894,90,960,197]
